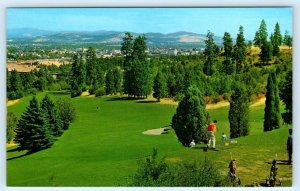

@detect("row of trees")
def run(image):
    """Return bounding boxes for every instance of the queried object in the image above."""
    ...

[11,95,76,152]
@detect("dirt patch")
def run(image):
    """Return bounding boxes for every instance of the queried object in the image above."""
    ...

[7,99,20,106]
[142,128,165,135]
[81,91,90,97]
[206,101,229,109]
[7,59,69,72]
[250,98,266,108]
[6,142,17,148]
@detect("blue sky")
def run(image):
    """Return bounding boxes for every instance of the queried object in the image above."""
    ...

[7,8,292,40]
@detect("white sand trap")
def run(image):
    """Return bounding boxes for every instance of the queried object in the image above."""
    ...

[143,128,165,135]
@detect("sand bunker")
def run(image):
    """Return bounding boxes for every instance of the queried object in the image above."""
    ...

[7,99,20,106]
[142,128,165,135]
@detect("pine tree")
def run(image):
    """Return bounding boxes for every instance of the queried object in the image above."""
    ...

[222,32,234,75]
[105,69,114,95]
[233,26,246,73]
[172,86,209,146]
[264,72,281,131]
[203,31,218,76]
[8,69,23,100]
[283,30,293,48]
[153,71,167,102]
[271,72,282,129]
[14,96,54,152]
[253,31,261,46]
[121,32,134,67]
[41,95,64,137]
[279,70,292,124]
[86,47,99,94]
[70,53,86,97]
[133,35,147,62]
[271,24,281,58]
[274,22,282,45]
[228,82,250,138]
[113,67,123,94]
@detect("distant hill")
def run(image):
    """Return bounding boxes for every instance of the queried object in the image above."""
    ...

[7,28,224,48]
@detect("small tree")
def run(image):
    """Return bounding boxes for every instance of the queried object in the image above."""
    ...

[55,98,76,130]
[172,86,208,146]
[153,71,167,102]
[41,95,64,137]
[14,96,54,152]
[229,82,250,138]
[7,112,18,143]
[233,26,246,73]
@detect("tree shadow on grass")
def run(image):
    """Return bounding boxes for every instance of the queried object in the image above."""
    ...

[136,100,158,104]
[106,97,136,101]
[7,152,32,161]
[47,91,71,95]
[7,148,36,161]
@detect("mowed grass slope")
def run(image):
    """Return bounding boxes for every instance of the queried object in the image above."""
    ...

[7,92,292,186]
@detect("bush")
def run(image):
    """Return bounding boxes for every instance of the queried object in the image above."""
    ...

[7,112,18,143]
[131,149,234,187]
[55,98,76,130]
[95,87,106,97]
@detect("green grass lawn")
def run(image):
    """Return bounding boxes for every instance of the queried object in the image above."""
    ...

[7,92,292,186]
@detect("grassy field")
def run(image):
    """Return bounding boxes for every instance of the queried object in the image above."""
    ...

[7,92,292,186]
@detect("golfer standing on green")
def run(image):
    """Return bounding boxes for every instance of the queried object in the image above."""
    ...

[207,120,217,149]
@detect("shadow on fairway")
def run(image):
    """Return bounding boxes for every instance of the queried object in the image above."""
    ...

[7,152,32,161]
[265,159,291,165]
[47,91,70,95]
[106,97,136,101]
[136,100,157,104]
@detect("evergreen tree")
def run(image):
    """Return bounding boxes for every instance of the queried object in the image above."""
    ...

[203,31,218,76]
[8,69,23,100]
[113,67,123,94]
[121,32,134,67]
[283,30,293,48]
[41,95,64,137]
[257,19,268,46]
[105,69,114,95]
[131,59,153,98]
[269,23,282,59]
[153,71,167,102]
[228,82,250,138]
[86,47,99,94]
[222,32,234,75]
[70,53,86,97]
[233,26,246,73]
[14,96,54,152]
[133,35,147,62]
[253,31,261,46]
[274,22,282,45]
[279,70,292,124]
[271,72,282,128]
[172,86,208,146]
[260,39,273,64]
[264,72,281,131]
[7,112,18,143]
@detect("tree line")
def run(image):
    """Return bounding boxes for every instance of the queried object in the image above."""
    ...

[7,95,76,152]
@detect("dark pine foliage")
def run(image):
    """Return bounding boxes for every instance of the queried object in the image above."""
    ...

[172,86,208,146]
[14,96,55,152]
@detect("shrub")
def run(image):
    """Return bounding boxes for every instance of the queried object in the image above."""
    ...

[7,112,18,143]
[55,98,76,130]
[95,87,106,97]
[131,149,235,187]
